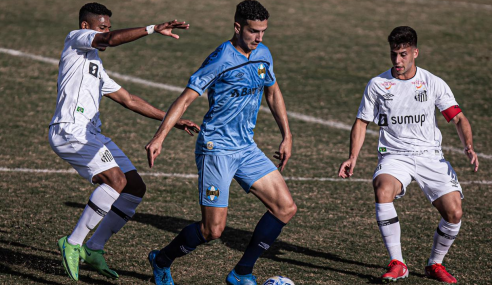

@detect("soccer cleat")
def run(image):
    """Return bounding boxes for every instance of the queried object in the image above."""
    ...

[425,262,457,283]
[381,259,409,283]
[80,244,119,279]
[226,269,257,285]
[57,236,80,281]
[148,250,174,285]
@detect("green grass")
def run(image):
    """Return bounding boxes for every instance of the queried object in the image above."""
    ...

[1,0,491,284]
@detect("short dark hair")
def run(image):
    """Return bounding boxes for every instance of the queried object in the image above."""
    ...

[79,2,112,26]
[388,26,417,49]
[234,0,269,26]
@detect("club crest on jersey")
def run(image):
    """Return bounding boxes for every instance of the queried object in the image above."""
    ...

[206,185,220,202]
[89,62,99,78]
[257,63,266,79]
[99,149,114,163]
[207,141,214,150]
[415,90,428,102]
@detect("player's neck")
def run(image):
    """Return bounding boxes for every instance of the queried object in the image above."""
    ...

[230,37,252,59]
[391,65,417,80]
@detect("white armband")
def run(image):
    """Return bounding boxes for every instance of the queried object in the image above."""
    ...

[146,25,156,35]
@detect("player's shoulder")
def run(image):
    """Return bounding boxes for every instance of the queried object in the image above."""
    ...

[366,69,393,88]
[417,67,448,86]
[199,41,232,69]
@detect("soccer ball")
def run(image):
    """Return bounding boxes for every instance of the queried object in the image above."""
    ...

[262,276,295,285]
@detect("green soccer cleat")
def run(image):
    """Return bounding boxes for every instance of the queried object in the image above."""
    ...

[80,244,119,279]
[57,236,80,281]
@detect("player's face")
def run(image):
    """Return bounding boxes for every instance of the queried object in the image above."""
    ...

[237,19,268,52]
[390,45,419,79]
[81,15,111,51]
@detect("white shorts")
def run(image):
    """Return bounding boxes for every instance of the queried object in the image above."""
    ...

[373,153,463,203]
[49,123,136,184]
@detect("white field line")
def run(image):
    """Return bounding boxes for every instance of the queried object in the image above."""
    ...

[1,47,491,161]
[384,0,492,11]
[1,167,491,185]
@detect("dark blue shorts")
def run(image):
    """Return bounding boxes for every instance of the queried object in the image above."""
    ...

[195,144,277,207]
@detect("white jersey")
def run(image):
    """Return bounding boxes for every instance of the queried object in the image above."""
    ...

[50,29,121,129]
[357,67,459,156]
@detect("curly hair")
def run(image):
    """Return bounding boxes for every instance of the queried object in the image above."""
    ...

[234,0,269,25]
[79,2,112,25]
[388,26,418,49]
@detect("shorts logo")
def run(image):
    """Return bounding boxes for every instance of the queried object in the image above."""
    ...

[89,62,99,78]
[378,147,387,153]
[378,114,388,126]
[415,90,428,102]
[76,106,84,114]
[99,149,114,163]
[206,141,214,150]
[376,164,382,171]
[450,179,459,188]
[257,63,266,79]
[206,185,220,202]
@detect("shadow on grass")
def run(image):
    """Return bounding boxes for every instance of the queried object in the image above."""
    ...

[63,202,428,283]
[0,240,150,284]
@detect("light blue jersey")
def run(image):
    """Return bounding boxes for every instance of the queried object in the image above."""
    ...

[187,41,276,154]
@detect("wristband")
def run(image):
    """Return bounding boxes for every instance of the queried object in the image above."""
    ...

[146,25,156,35]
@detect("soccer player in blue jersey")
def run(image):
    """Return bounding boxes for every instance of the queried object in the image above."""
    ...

[145,1,297,284]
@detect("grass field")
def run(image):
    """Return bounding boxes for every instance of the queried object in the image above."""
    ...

[1,0,491,284]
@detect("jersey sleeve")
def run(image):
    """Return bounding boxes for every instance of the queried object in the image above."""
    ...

[68,30,98,51]
[264,52,276,87]
[434,77,461,122]
[356,79,378,122]
[186,47,225,96]
[100,68,121,95]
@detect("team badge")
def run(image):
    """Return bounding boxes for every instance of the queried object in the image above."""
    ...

[257,63,266,79]
[99,149,114,163]
[206,185,220,202]
[89,62,99,78]
[207,141,214,150]
[415,90,428,102]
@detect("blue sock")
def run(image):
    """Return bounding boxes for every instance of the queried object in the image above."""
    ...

[155,222,207,268]
[234,211,286,275]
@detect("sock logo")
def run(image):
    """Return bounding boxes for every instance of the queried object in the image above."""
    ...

[258,242,270,250]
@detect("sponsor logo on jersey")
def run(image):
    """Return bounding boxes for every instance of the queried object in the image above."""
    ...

[206,185,220,202]
[257,63,266,79]
[89,62,99,78]
[76,106,84,114]
[381,81,396,90]
[99,149,114,163]
[414,90,428,102]
[230,87,262,98]
[207,141,214,150]
[390,114,426,126]
[412,80,426,89]
[378,114,388,126]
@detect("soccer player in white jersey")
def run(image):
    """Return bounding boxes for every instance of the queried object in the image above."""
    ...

[338,26,479,283]
[48,2,199,281]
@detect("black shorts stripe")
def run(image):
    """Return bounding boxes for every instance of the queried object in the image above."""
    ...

[111,205,130,222]
[377,216,399,227]
[437,227,457,240]
[87,200,107,217]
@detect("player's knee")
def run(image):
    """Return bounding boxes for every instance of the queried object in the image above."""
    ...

[107,171,127,192]
[125,176,147,198]
[202,225,224,241]
[374,186,397,203]
[274,201,297,223]
[444,207,462,223]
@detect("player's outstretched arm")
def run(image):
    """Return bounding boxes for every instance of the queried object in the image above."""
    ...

[105,88,200,136]
[451,112,479,172]
[92,20,189,49]
[145,88,200,168]
[264,82,292,172]
[338,118,369,178]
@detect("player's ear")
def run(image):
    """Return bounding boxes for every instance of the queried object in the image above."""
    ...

[80,21,90,30]
[234,22,241,35]
[413,47,419,59]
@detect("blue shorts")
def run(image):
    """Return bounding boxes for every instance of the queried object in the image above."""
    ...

[196,144,278,207]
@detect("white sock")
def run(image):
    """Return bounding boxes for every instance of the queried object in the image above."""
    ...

[67,184,120,246]
[85,193,142,250]
[428,219,461,265]
[376,202,403,262]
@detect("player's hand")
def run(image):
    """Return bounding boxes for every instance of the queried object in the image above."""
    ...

[274,137,292,172]
[464,145,479,172]
[145,137,163,168]
[338,158,357,178]
[174,119,200,136]
[155,20,190,39]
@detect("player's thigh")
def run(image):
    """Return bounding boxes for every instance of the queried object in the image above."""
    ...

[195,153,239,207]
[200,205,228,240]
[432,191,462,223]
[49,123,120,184]
[373,155,413,203]
[415,156,463,205]
[249,171,296,224]
[234,145,278,193]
